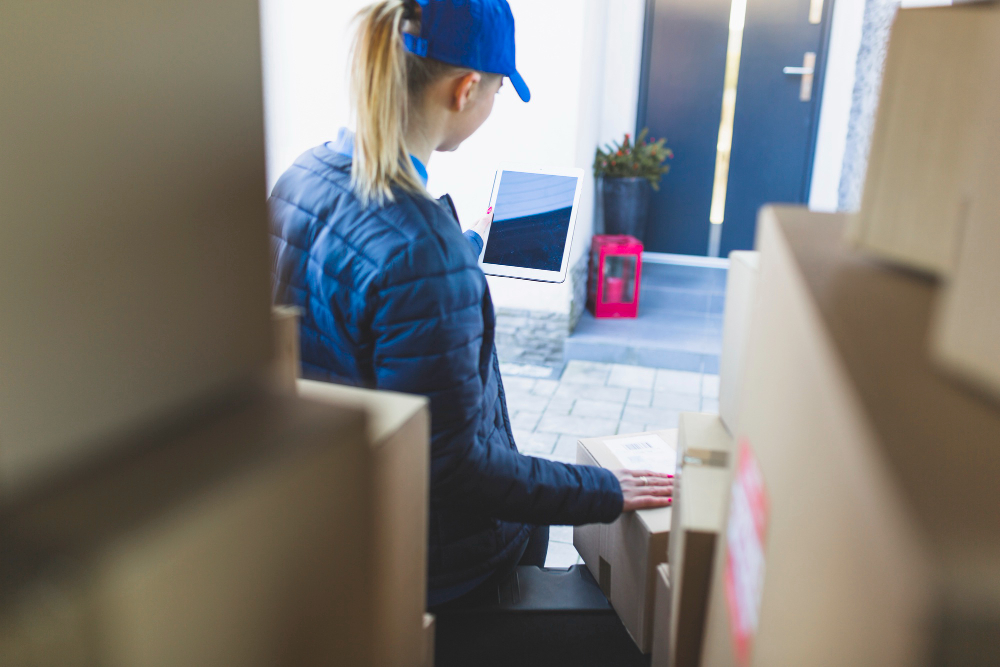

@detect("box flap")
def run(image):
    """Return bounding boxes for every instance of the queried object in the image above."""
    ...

[579,430,677,535]
[678,412,734,533]
[298,380,427,446]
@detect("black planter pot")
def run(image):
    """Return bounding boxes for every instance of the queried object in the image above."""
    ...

[602,177,651,240]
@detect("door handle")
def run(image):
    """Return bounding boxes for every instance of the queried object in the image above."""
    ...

[783,52,816,101]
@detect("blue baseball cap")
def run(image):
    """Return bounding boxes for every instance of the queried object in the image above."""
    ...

[403,0,530,102]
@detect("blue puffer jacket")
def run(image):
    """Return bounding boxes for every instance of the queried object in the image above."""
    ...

[269,143,623,588]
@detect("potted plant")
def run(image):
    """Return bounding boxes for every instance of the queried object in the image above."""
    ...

[593,129,672,240]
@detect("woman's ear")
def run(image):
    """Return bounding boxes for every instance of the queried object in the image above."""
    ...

[452,71,482,112]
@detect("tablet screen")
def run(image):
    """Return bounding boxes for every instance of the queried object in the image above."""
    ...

[483,171,580,272]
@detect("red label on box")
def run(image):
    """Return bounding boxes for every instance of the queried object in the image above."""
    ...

[724,438,770,667]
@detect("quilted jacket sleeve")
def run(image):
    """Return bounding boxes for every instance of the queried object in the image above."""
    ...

[370,236,623,526]
[463,229,484,255]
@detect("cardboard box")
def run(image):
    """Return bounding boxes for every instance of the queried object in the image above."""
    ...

[1,397,373,665]
[718,252,759,434]
[271,306,302,393]
[700,206,1000,666]
[931,104,1000,406]
[423,613,436,667]
[650,564,672,666]
[297,380,430,667]
[850,5,1000,276]
[0,1,273,497]
[574,429,678,653]
[0,389,431,666]
[664,413,733,667]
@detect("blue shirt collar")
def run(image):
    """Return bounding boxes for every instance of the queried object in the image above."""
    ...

[328,127,428,186]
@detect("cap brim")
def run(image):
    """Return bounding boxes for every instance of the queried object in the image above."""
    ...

[508,70,530,102]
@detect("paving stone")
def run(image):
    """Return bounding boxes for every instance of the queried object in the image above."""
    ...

[608,364,657,390]
[503,376,537,393]
[505,391,549,414]
[501,316,530,329]
[531,379,559,396]
[500,362,555,379]
[654,368,703,395]
[544,396,575,416]
[550,525,574,544]
[514,429,558,455]
[560,360,612,385]
[554,383,629,403]
[544,541,582,569]
[571,398,625,421]
[652,390,702,412]
[644,416,681,430]
[512,411,541,431]
[537,414,620,438]
[552,434,582,460]
[702,374,721,398]
[622,405,681,428]
[701,397,720,414]
[627,389,653,407]
[617,421,647,435]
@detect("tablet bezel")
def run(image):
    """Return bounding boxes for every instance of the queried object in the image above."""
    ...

[478,165,585,283]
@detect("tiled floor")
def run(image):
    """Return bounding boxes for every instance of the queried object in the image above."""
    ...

[504,359,721,568]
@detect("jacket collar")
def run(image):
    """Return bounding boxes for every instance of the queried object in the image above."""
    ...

[327,127,428,186]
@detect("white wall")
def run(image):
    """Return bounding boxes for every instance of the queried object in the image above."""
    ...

[259,0,646,314]
[809,0,949,212]
[259,0,360,190]
[808,0,866,212]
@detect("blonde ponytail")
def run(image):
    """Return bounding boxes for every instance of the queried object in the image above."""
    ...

[350,1,427,206]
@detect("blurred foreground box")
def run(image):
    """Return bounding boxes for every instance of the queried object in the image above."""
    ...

[700,206,1000,667]
[851,4,1000,277]
[1,397,366,665]
[650,564,671,666]
[574,430,677,653]
[930,86,1000,408]
[717,252,759,435]
[0,0,273,497]
[651,412,732,667]
[297,379,430,667]
[0,388,430,666]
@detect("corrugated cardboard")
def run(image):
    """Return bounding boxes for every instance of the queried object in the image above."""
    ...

[0,1,273,497]
[574,429,677,653]
[718,252,759,434]
[850,5,1000,276]
[664,413,733,667]
[701,206,1000,666]
[297,380,430,667]
[651,564,672,666]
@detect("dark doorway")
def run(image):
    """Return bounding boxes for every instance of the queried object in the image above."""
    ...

[637,0,834,256]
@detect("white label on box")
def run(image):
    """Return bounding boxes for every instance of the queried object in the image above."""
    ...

[603,434,676,474]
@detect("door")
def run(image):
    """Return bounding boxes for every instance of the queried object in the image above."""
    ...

[638,0,832,256]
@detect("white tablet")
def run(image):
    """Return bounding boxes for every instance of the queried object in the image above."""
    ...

[478,165,585,283]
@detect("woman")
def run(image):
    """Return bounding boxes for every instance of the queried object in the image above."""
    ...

[269,0,673,607]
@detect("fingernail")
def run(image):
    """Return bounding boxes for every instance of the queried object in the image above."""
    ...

[667,498,672,504]
[667,474,674,478]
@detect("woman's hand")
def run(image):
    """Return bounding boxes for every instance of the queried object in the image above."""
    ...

[470,207,493,239]
[613,469,674,511]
